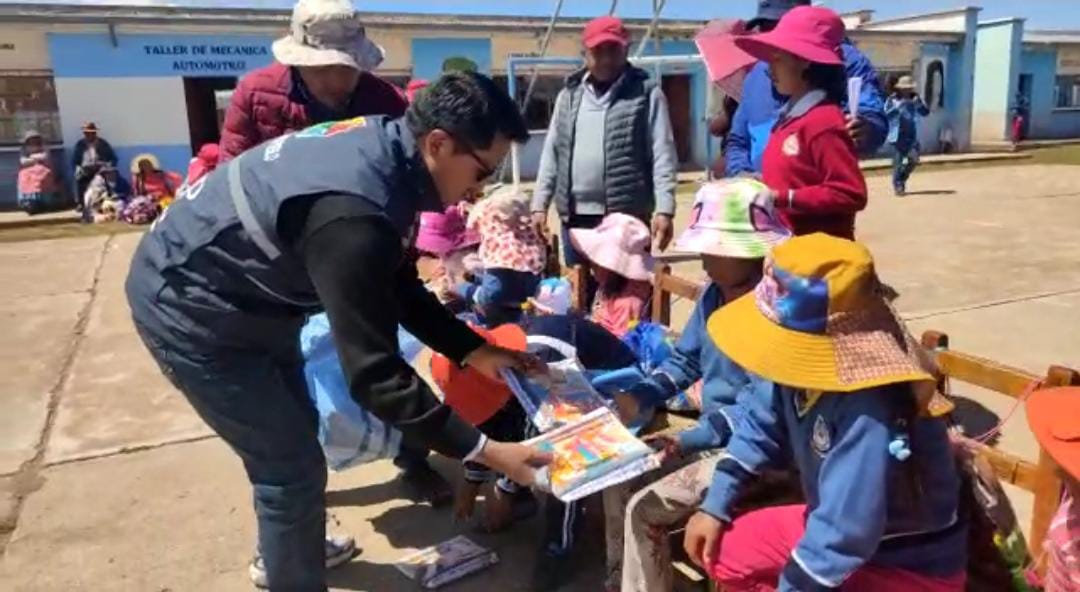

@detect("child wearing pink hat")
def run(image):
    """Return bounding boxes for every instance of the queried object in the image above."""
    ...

[569,213,654,337]
[416,205,482,303]
[734,5,867,240]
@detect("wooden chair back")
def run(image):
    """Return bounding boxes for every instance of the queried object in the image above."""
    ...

[920,330,1080,558]
[651,264,705,327]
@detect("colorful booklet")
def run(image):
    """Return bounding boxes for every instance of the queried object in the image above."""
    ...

[394,535,499,589]
[526,407,661,502]
[501,359,609,432]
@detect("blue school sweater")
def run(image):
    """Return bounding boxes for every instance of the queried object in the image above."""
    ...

[624,284,757,453]
[703,379,966,591]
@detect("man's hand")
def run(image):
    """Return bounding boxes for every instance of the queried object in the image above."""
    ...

[642,433,682,465]
[475,440,552,488]
[531,211,549,238]
[651,213,674,252]
[752,187,779,217]
[683,511,728,570]
[846,114,870,149]
[464,344,546,381]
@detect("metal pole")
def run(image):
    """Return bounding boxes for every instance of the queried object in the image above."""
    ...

[634,0,667,59]
[607,0,619,15]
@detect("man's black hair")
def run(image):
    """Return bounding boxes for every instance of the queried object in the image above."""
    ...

[803,63,848,105]
[406,71,529,151]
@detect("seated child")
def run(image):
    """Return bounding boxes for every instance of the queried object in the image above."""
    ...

[687,233,966,591]
[459,187,548,327]
[431,323,536,532]
[568,213,655,337]
[608,180,791,592]
[416,205,482,303]
[1025,387,1080,592]
[734,6,868,240]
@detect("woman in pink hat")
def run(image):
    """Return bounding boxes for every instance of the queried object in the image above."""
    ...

[569,213,654,337]
[733,6,868,241]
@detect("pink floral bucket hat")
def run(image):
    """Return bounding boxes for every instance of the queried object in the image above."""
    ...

[416,206,479,257]
[569,213,655,281]
[672,178,791,259]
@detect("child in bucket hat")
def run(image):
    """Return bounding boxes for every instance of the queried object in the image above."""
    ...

[734,6,867,240]
[416,205,482,303]
[1025,387,1080,591]
[604,179,791,592]
[682,233,966,592]
[569,213,655,338]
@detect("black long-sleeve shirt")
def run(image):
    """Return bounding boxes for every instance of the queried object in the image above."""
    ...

[285,194,486,459]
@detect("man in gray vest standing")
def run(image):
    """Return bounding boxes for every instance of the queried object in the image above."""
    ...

[531,15,679,262]
[126,73,550,591]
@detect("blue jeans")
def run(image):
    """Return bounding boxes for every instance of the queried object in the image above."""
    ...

[892,145,920,189]
[135,324,328,591]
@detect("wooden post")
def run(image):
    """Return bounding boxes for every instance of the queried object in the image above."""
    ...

[652,264,673,326]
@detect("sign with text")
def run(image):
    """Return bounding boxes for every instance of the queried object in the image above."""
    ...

[48,33,275,78]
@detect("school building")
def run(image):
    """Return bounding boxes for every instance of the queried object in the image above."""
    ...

[0,3,1078,208]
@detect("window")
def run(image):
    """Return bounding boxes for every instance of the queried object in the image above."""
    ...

[0,74,61,146]
[493,73,571,130]
[1055,75,1080,109]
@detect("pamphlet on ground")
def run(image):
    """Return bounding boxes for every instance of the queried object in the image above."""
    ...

[394,535,499,589]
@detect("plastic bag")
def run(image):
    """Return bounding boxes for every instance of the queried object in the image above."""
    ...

[620,322,701,412]
[300,313,404,471]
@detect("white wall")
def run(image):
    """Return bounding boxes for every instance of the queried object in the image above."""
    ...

[54,77,189,148]
[862,12,969,33]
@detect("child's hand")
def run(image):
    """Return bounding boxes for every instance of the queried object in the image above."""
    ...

[752,188,779,216]
[683,511,728,570]
[454,481,481,523]
[643,434,681,465]
[484,487,514,533]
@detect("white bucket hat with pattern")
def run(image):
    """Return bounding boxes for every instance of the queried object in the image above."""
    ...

[273,0,385,71]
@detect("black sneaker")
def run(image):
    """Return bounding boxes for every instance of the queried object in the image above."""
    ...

[398,462,453,507]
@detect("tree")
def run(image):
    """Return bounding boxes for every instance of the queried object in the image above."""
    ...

[442,56,478,73]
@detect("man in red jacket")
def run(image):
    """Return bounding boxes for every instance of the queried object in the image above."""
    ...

[218,0,407,163]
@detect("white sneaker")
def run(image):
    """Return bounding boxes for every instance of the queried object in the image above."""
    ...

[249,535,357,589]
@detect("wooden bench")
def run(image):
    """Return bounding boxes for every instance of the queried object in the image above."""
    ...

[651,263,705,327]
[920,330,1080,560]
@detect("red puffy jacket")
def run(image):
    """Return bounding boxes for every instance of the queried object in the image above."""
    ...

[219,62,408,163]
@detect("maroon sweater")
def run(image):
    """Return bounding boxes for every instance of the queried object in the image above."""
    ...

[219,62,407,163]
[762,101,867,240]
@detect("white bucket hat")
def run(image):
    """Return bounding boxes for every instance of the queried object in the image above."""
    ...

[272,0,385,71]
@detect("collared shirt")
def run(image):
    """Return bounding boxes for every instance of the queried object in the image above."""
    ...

[777,90,827,125]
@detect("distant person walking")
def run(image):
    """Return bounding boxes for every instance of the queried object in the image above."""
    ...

[885,75,929,196]
[1011,90,1029,149]
[218,0,407,162]
[71,122,117,209]
[531,15,679,261]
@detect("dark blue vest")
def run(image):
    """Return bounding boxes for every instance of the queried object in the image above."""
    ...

[125,116,437,350]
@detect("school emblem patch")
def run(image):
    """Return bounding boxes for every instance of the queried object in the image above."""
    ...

[296,116,368,138]
[811,415,832,456]
[782,133,800,157]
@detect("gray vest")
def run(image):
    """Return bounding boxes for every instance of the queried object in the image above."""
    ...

[126,116,435,350]
[552,67,655,221]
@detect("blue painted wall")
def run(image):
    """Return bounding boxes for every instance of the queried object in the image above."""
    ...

[1021,47,1080,139]
[411,38,492,80]
[47,33,274,78]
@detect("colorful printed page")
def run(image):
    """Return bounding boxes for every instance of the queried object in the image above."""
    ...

[526,408,660,502]
[395,535,498,589]
[502,359,609,432]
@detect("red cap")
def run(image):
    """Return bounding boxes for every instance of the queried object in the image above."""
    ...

[583,16,630,49]
[734,6,844,66]
[430,324,527,426]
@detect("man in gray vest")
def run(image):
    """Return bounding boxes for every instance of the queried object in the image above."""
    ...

[126,73,550,591]
[531,15,679,262]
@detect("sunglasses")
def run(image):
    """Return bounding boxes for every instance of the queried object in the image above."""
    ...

[446,131,497,183]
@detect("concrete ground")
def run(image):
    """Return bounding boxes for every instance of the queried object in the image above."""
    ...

[1,163,1079,591]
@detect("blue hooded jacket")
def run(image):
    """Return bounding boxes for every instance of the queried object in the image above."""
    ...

[725,41,887,176]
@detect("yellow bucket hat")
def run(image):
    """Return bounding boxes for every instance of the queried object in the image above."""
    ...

[707,233,933,393]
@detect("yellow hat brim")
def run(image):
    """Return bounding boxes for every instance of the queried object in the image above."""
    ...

[707,293,933,393]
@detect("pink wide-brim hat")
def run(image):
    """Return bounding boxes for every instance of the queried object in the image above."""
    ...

[569,213,655,282]
[734,5,845,66]
[416,208,479,257]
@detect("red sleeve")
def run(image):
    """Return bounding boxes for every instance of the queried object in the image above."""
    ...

[218,79,258,163]
[787,127,867,216]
